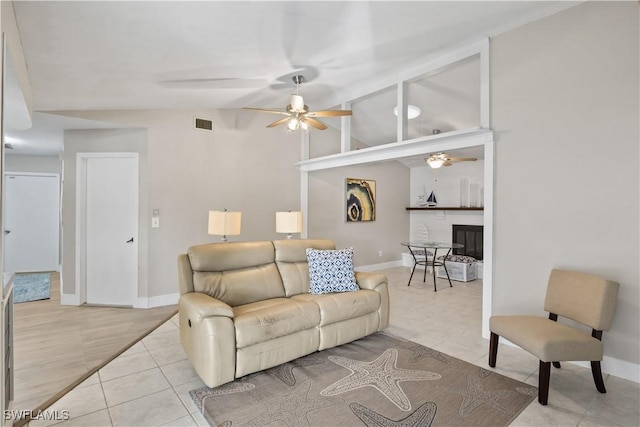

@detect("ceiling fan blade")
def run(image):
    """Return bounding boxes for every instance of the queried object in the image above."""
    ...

[242,107,290,116]
[443,161,453,167]
[304,117,328,130]
[307,110,353,117]
[266,117,292,128]
[290,95,305,112]
[449,157,478,162]
[158,78,268,89]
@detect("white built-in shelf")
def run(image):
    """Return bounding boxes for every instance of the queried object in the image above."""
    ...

[406,207,483,211]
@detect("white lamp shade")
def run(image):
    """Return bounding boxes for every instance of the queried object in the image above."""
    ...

[208,211,241,236]
[276,211,303,234]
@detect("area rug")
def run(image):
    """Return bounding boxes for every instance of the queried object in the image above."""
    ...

[190,332,536,426]
[13,272,51,303]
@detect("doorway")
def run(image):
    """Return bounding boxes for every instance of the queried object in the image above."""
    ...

[3,173,60,273]
[76,153,139,306]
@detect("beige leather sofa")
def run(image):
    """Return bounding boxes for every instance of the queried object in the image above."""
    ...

[178,239,389,388]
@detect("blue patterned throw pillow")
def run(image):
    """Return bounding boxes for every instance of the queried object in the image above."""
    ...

[306,248,359,294]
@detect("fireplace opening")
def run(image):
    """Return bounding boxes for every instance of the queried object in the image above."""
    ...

[452,224,483,260]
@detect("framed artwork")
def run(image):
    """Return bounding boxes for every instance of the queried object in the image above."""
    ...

[346,178,376,222]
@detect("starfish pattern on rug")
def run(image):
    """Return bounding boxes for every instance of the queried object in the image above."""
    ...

[245,379,343,426]
[349,401,438,427]
[267,357,326,386]
[406,344,451,364]
[440,375,518,417]
[189,382,255,412]
[321,348,441,411]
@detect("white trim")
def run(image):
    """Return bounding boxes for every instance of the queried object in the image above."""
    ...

[297,128,493,172]
[4,171,59,178]
[355,260,403,272]
[482,139,494,338]
[479,38,490,128]
[396,81,408,141]
[59,291,81,306]
[340,102,351,153]
[134,293,179,309]
[316,38,490,110]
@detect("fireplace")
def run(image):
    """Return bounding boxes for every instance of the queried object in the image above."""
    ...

[452,224,483,260]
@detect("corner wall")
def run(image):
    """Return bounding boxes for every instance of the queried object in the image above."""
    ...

[491,1,639,379]
[59,109,302,301]
[308,161,410,267]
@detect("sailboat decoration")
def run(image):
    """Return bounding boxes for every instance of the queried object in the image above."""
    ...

[417,187,438,207]
[426,191,438,207]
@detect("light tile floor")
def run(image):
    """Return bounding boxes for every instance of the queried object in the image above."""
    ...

[28,267,639,426]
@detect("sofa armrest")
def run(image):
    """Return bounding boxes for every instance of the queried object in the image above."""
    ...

[355,271,388,291]
[179,292,234,322]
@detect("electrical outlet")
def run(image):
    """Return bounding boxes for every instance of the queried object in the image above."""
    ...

[378,250,383,257]
[152,217,160,228]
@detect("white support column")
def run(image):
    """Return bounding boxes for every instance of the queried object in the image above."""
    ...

[301,128,310,161]
[300,170,309,238]
[397,81,408,142]
[340,102,351,153]
[481,138,494,338]
[300,131,310,238]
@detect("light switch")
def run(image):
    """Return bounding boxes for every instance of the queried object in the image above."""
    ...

[152,217,160,228]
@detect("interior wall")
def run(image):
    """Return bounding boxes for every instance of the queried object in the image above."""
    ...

[62,129,149,299]
[5,154,61,174]
[491,1,639,376]
[308,161,410,267]
[409,160,484,243]
[59,109,302,299]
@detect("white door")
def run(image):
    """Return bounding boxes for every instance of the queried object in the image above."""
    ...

[3,173,60,273]
[85,155,138,306]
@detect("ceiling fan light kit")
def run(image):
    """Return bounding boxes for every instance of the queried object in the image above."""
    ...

[243,75,352,131]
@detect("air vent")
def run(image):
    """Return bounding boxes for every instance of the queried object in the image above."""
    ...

[194,117,213,132]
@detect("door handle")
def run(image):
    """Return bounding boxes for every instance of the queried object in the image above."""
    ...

[126,237,134,243]
[3,230,10,235]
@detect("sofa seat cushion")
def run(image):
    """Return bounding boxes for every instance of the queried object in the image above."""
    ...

[233,298,320,348]
[292,290,380,327]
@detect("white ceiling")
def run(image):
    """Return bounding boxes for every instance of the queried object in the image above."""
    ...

[7,1,579,156]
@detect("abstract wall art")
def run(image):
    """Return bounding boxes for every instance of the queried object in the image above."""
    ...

[346,178,376,222]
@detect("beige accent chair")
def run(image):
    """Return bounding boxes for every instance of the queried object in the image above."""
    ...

[489,269,619,405]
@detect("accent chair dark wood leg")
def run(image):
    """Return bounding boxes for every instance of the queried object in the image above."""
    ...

[538,361,551,405]
[552,362,561,368]
[591,361,607,393]
[489,332,498,367]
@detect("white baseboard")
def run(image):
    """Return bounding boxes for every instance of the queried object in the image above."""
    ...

[355,260,403,272]
[134,293,179,309]
[491,336,639,384]
[60,292,80,306]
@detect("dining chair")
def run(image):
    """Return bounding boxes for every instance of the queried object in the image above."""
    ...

[489,268,619,405]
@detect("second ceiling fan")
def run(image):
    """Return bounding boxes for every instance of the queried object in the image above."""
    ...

[243,75,352,131]
[426,153,477,168]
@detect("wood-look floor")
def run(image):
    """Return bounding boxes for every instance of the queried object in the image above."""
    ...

[12,272,177,416]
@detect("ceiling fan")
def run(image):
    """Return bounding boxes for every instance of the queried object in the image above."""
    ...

[242,75,352,131]
[426,153,477,169]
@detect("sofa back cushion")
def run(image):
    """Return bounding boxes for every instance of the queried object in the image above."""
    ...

[188,241,285,306]
[274,239,335,296]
